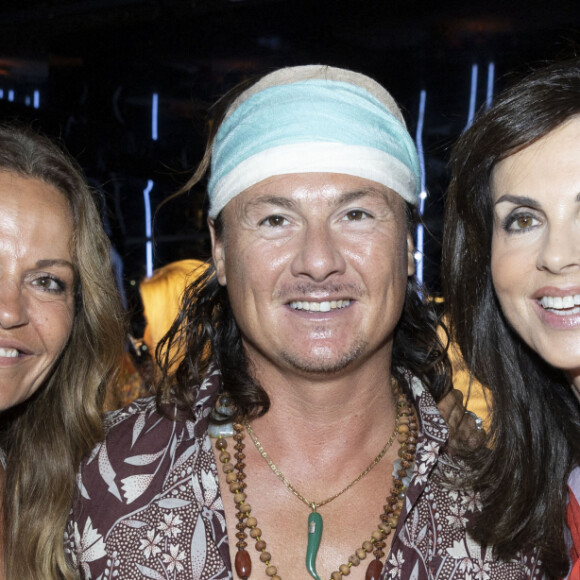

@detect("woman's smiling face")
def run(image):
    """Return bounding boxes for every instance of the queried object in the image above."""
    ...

[491,116,580,381]
[0,172,75,411]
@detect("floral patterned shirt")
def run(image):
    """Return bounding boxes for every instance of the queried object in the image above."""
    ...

[66,367,546,579]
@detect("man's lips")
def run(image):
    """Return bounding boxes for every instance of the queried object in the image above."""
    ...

[0,347,19,358]
[288,299,351,312]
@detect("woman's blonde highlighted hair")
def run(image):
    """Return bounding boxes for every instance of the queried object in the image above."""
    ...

[0,125,125,579]
[140,259,207,372]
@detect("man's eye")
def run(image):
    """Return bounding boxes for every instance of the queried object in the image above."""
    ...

[344,210,369,221]
[260,215,288,227]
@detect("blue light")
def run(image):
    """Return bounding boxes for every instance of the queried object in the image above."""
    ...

[414,89,427,285]
[0,89,4,99]
[415,90,427,215]
[415,224,424,285]
[151,93,158,141]
[142,179,154,277]
[8,90,14,102]
[486,62,495,110]
[25,96,31,106]
[465,64,478,130]
[33,90,40,109]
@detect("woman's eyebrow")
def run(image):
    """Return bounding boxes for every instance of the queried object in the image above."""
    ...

[494,194,541,208]
[36,259,75,271]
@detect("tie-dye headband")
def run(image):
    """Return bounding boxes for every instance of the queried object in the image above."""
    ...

[207,65,420,218]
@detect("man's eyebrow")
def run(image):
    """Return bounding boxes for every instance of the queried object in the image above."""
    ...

[336,187,389,206]
[245,186,393,210]
[246,195,296,210]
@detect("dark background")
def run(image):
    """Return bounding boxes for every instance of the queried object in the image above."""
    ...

[0,0,578,329]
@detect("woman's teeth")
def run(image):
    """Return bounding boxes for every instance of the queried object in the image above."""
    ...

[540,295,580,310]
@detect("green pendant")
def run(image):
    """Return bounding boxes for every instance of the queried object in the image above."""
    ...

[306,511,323,580]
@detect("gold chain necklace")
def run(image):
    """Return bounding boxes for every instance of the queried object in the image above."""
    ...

[214,381,418,580]
[244,419,398,511]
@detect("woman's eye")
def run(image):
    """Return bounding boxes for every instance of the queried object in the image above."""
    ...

[32,276,66,294]
[260,215,288,227]
[504,213,540,232]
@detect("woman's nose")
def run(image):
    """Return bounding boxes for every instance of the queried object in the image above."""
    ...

[537,223,580,274]
[0,280,29,329]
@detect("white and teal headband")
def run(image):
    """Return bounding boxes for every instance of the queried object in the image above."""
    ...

[207,65,420,218]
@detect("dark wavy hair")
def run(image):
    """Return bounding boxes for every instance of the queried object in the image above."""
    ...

[442,57,580,578]
[157,217,451,420]
[157,71,452,421]
[0,125,125,579]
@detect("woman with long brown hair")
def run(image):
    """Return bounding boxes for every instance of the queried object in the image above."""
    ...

[0,125,124,579]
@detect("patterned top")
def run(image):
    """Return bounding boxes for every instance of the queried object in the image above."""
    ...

[65,367,546,579]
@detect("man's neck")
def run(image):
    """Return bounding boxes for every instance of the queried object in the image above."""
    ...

[243,356,400,484]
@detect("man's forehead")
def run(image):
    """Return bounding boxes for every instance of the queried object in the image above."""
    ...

[231,173,403,211]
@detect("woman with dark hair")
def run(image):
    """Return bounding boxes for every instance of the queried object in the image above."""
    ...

[0,125,125,579]
[442,57,580,578]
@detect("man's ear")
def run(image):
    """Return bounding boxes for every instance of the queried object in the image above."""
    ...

[208,219,227,286]
[407,232,416,277]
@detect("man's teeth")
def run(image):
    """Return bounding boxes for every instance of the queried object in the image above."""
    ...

[290,300,351,312]
[540,295,580,310]
[0,347,19,358]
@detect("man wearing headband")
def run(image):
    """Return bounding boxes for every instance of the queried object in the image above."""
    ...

[67,66,543,579]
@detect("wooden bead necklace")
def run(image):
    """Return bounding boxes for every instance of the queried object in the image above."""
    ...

[215,382,418,580]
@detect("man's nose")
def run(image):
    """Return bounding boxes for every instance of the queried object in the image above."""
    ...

[290,223,347,282]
